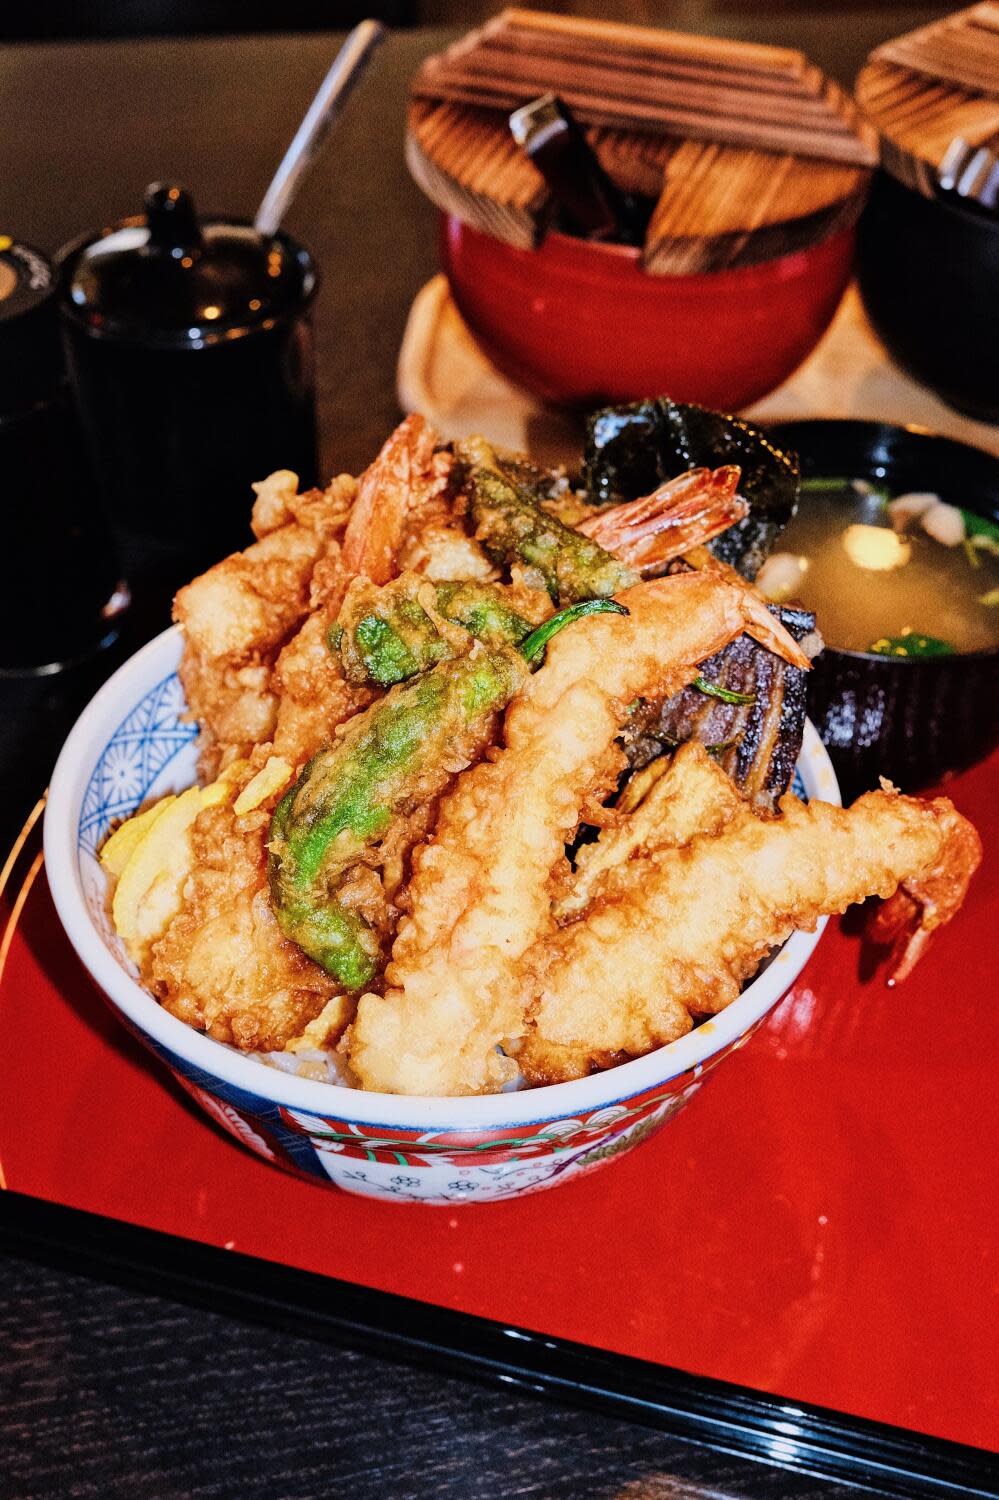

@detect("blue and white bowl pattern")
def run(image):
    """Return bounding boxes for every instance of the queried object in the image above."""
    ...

[46,627,840,1203]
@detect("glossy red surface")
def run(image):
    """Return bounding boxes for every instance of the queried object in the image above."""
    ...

[440,215,856,409]
[2,754,996,1453]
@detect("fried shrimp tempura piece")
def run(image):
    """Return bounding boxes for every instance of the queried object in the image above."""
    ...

[341,413,452,585]
[865,802,985,983]
[348,574,809,1096]
[270,417,467,764]
[575,466,748,576]
[530,743,749,1079]
[148,755,350,1052]
[518,778,981,1084]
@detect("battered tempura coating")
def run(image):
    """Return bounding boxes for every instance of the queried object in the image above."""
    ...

[554,740,745,920]
[348,575,809,1096]
[520,744,746,1080]
[157,418,489,1043]
[269,644,530,990]
[174,471,357,776]
[148,754,349,1052]
[518,779,981,1084]
[270,419,468,764]
[131,415,984,1098]
[175,417,455,777]
[271,608,379,767]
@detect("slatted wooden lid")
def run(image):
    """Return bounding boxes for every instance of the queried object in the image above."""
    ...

[857,3,999,195]
[408,9,875,276]
[413,9,876,165]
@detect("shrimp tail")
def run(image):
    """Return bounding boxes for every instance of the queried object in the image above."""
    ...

[737,588,813,670]
[867,798,982,983]
[341,414,447,584]
[579,466,748,574]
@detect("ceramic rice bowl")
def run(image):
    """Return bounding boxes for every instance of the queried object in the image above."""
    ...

[45,627,839,1205]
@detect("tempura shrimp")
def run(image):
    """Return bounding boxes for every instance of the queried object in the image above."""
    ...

[341,413,453,584]
[348,573,810,1096]
[576,466,747,576]
[460,437,752,605]
[519,775,982,1084]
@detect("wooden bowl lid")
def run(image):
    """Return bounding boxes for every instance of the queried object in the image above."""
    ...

[408,8,875,275]
[856,3,999,195]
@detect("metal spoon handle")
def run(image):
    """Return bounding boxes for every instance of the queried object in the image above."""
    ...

[254,19,386,238]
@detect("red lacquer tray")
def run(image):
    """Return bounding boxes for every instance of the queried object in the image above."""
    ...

[2,758,997,1498]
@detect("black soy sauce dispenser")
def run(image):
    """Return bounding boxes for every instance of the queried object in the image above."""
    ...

[0,237,127,674]
[57,184,320,583]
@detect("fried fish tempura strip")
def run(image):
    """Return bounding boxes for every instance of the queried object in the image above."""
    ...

[174,471,357,776]
[537,744,750,1079]
[555,741,745,920]
[349,574,809,1097]
[519,783,981,1084]
[148,756,349,1052]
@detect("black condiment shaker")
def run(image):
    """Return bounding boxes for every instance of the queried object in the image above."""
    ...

[57,184,319,580]
[0,237,127,675]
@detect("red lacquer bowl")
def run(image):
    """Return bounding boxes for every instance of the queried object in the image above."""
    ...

[440,213,855,409]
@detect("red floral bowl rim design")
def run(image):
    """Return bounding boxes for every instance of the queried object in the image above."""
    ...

[44,626,838,1134]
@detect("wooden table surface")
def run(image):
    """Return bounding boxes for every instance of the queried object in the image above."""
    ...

[0,16,961,1499]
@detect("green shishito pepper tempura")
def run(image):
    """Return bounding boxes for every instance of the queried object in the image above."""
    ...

[457,436,638,605]
[333,576,539,687]
[269,600,626,988]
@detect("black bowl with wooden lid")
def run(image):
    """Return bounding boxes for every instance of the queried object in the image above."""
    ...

[855,13,999,422]
[857,172,999,423]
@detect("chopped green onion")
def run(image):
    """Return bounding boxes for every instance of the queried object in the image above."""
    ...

[869,630,956,658]
[962,538,981,570]
[704,737,741,758]
[960,509,999,545]
[800,476,852,493]
[801,475,895,509]
[519,598,627,665]
[694,675,756,705]
[978,588,999,607]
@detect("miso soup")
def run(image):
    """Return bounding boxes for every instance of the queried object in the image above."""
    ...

[759,478,999,656]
